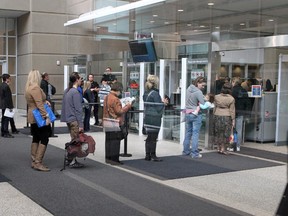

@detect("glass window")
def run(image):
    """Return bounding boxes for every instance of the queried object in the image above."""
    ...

[0,37,6,55]
[7,19,16,36]
[0,19,5,36]
[8,38,16,55]
[8,57,16,74]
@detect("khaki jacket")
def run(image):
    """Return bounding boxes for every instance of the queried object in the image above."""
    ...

[213,93,235,120]
[25,84,47,124]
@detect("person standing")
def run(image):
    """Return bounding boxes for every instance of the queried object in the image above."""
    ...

[0,74,15,138]
[88,74,100,125]
[25,70,51,171]
[143,75,168,162]
[83,81,94,132]
[40,72,56,102]
[182,76,207,159]
[231,77,251,151]
[61,72,84,168]
[103,81,131,165]
[213,82,236,155]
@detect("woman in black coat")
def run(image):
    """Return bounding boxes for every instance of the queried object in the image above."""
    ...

[143,75,168,161]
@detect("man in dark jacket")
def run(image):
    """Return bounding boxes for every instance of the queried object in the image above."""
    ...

[0,74,15,138]
[232,77,252,150]
[88,74,100,125]
[40,72,56,102]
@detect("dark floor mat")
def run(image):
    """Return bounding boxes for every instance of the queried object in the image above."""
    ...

[19,125,103,135]
[0,136,249,216]
[122,153,283,180]
[0,173,10,182]
[237,147,287,163]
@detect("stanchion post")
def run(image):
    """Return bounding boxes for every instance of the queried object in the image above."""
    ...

[120,111,132,157]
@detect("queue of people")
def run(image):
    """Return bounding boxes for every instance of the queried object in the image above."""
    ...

[1,67,260,172]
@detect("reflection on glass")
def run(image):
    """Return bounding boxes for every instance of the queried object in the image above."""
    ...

[7,19,16,36]
[0,37,6,55]
[0,18,5,36]
[8,57,16,74]
[8,38,16,55]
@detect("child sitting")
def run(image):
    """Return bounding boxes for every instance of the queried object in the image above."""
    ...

[191,93,215,115]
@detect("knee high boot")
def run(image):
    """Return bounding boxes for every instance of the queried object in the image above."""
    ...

[31,142,39,168]
[34,144,50,172]
[145,141,151,161]
[150,141,162,162]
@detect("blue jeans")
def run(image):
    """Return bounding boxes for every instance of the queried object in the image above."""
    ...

[182,114,203,157]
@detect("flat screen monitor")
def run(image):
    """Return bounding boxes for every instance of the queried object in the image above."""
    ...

[128,38,158,63]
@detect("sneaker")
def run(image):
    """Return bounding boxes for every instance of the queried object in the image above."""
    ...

[69,161,84,168]
[192,154,202,159]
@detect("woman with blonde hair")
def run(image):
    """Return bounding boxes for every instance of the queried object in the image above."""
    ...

[143,75,168,161]
[25,69,51,171]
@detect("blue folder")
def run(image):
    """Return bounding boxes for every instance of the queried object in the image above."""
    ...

[32,104,56,127]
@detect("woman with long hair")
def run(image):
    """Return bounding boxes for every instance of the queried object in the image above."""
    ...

[143,75,168,162]
[25,69,51,171]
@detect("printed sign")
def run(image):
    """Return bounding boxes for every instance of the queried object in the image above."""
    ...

[251,85,262,97]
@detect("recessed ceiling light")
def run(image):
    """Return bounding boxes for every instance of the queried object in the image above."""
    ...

[200,25,205,28]
[240,23,245,26]
[208,2,214,6]
[153,14,158,17]
[150,20,155,23]
[164,21,170,24]
[268,19,274,22]
[178,9,184,12]
[187,23,192,27]
[215,26,220,29]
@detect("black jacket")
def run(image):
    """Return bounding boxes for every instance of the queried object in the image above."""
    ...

[143,88,165,130]
[0,82,13,109]
[232,84,252,116]
[40,79,56,100]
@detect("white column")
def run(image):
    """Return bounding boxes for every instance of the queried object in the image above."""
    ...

[180,58,187,144]
[158,59,165,140]
[139,62,145,135]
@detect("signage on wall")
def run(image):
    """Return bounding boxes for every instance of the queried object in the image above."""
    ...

[191,70,204,80]
[251,85,262,97]
[134,31,153,40]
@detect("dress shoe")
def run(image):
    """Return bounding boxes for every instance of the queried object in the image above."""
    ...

[151,154,162,162]
[108,160,123,165]
[3,134,14,138]
[12,130,20,134]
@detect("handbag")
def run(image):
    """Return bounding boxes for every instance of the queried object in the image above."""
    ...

[32,104,56,127]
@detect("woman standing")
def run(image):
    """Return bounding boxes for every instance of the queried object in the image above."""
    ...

[25,70,51,171]
[143,75,168,162]
[182,76,206,159]
[213,82,235,155]
[83,81,94,132]
[61,72,84,168]
[103,81,131,165]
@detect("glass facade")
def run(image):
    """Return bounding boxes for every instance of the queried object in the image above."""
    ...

[0,18,17,107]
[61,0,288,146]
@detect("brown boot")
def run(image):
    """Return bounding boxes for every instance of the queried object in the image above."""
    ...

[34,144,50,172]
[31,142,38,168]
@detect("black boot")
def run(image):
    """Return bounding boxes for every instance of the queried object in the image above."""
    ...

[151,153,162,162]
[145,153,151,161]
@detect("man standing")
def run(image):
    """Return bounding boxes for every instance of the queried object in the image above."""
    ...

[88,74,100,125]
[0,74,15,138]
[40,72,56,102]
[232,77,251,151]
[61,72,84,168]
